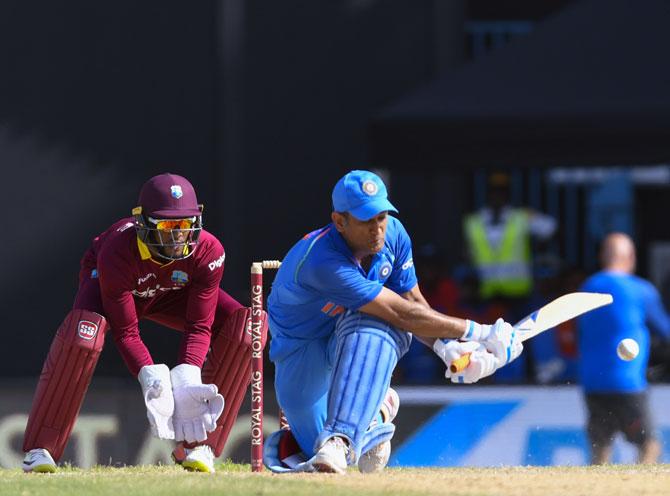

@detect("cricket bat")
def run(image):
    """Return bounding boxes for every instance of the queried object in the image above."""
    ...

[450,292,613,373]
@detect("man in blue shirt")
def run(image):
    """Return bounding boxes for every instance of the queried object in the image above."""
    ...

[264,170,523,474]
[578,232,670,464]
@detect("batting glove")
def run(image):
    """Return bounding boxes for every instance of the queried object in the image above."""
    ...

[433,340,499,383]
[170,364,225,443]
[138,364,175,440]
[464,318,523,366]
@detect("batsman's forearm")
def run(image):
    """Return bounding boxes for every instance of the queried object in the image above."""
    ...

[360,286,468,339]
[400,304,467,338]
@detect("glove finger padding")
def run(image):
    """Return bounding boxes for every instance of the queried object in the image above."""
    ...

[184,384,225,432]
[192,421,207,443]
[204,394,225,431]
[180,421,198,444]
[445,346,500,384]
[171,364,226,443]
[186,383,219,403]
[433,339,481,366]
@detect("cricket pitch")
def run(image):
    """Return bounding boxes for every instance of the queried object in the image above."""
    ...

[2,463,669,496]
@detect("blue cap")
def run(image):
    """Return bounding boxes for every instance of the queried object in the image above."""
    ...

[332,170,398,221]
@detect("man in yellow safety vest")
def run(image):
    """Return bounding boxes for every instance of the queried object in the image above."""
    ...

[464,173,556,300]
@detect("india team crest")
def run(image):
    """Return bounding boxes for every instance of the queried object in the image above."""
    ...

[170,185,183,199]
[362,180,378,196]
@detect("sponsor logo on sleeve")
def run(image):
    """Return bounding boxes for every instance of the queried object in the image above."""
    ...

[78,320,99,340]
[401,258,414,271]
[208,253,226,271]
[116,222,134,232]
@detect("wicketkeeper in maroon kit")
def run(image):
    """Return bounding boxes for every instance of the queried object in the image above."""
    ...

[22,173,266,473]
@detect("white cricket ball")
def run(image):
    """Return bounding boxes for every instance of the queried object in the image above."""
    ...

[617,338,639,361]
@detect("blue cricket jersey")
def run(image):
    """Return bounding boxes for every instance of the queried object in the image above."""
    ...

[578,271,670,393]
[267,216,418,362]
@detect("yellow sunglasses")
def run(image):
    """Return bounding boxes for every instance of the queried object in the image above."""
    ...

[148,217,196,231]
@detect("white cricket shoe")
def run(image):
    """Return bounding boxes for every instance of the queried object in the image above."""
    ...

[358,440,391,474]
[358,387,399,473]
[22,448,56,473]
[312,437,349,474]
[181,445,216,473]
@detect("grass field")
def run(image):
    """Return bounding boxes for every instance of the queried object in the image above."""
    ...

[2,463,669,496]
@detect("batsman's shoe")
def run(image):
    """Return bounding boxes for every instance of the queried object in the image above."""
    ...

[22,448,57,473]
[312,437,349,474]
[181,445,216,473]
[358,440,391,474]
[358,387,398,473]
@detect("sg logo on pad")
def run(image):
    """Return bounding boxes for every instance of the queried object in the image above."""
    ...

[78,320,99,340]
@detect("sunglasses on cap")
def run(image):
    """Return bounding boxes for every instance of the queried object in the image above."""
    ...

[147,217,197,231]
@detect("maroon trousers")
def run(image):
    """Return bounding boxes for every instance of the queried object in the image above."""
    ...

[23,275,263,461]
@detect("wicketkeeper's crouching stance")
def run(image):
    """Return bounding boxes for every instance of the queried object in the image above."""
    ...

[263,170,523,474]
[22,173,267,474]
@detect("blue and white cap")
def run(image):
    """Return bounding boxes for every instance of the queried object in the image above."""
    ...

[332,170,398,221]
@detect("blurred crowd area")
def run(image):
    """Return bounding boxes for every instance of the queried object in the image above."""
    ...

[395,244,670,385]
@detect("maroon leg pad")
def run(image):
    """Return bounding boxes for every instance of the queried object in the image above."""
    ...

[23,309,108,461]
[201,306,268,457]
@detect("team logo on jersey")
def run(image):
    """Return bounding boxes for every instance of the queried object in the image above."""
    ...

[170,185,183,199]
[362,180,378,196]
[171,270,189,285]
[78,320,99,341]
[379,262,392,279]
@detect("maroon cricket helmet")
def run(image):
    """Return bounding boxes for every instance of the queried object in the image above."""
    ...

[138,173,202,218]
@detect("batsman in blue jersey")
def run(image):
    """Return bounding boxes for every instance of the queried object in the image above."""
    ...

[262,170,524,474]
[578,232,670,464]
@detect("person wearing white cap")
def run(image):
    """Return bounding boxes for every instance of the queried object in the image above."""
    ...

[262,170,523,474]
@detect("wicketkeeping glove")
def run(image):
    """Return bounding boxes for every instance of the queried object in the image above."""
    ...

[462,318,523,366]
[170,364,225,443]
[138,364,175,439]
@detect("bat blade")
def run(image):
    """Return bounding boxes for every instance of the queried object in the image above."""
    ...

[449,292,613,373]
[515,292,613,342]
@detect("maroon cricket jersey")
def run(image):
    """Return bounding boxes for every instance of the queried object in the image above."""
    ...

[80,218,227,375]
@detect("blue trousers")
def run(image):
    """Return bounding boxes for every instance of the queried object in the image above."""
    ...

[274,311,410,459]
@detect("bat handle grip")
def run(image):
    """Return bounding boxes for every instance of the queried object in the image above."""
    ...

[450,353,471,373]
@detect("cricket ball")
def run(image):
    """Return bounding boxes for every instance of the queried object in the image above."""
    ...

[617,338,639,361]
